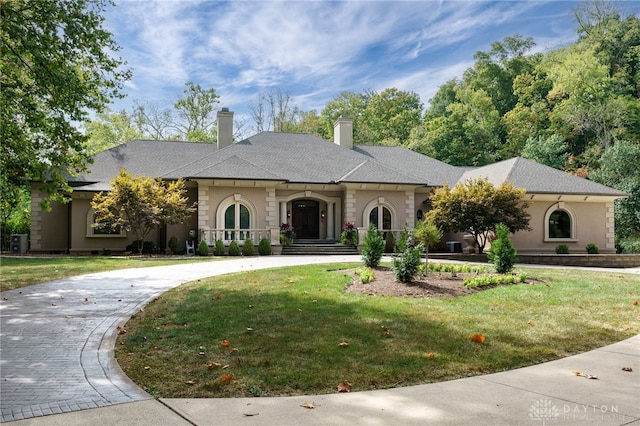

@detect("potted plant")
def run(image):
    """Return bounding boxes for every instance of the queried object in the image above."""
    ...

[341,221,357,247]
[280,223,296,246]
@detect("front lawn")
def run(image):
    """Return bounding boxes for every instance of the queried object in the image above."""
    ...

[115,264,640,398]
[0,256,219,292]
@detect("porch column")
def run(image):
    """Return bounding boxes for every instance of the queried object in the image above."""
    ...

[327,202,335,240]
[280,201,287,226]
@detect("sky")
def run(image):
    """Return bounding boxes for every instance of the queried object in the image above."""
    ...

[103,0,637,131]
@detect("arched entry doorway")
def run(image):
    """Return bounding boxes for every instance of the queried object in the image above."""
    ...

[292,199,319,239]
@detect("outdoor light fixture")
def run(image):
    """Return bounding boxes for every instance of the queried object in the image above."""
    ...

[321,210,325,219]
[417,209,424,221]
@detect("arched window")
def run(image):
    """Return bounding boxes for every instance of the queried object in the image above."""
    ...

[369,205,392,231]
[216,194,256,243]
[548,210,571,239]
[363,198,397,232]
[544,203,576,241]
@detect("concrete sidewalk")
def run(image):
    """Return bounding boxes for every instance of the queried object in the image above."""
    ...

[2,256,639,425]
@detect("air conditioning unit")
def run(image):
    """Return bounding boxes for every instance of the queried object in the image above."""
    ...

[10,234,28,254]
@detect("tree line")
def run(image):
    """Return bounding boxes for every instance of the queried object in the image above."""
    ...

[1,0,638,251]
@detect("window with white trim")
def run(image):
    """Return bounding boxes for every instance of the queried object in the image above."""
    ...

[544,203,576,241]
[86,208,126,238]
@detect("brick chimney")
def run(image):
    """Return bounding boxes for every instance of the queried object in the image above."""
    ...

[333,115,353,149]
[217,108,234,150]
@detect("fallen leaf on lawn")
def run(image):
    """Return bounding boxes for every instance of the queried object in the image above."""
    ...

[222,364,230,369]
[198,352,205,356]
[426,352,435,359]
[301,402,316,409]
[622,367,633,372]
[215,294,223,300]
[230,348,238,354]
[221,340,230,347]
[144,366,150,370]
[185,380,195,385]
[117,326,127,335]
[208,362,222,369]
[236,357,242,365]
[246,327,254,333]
[264,360,271,367]
[469,333,485,343]
[337,381,352,393]
[338,341,349,347]
[633,301,638,305]
[220,374,233,383]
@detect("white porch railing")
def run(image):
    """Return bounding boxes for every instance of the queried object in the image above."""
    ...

[200,229,273,245]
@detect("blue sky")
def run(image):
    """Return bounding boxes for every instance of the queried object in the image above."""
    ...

[104,0,636,130]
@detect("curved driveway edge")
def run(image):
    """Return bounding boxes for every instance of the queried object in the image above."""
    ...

[1,257,639,424]
[0,255,360,422]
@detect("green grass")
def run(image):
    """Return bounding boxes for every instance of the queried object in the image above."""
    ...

[0,256,221,292]
[115,264,640,398]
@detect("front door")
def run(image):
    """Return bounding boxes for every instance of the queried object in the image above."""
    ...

[292,200,319,239]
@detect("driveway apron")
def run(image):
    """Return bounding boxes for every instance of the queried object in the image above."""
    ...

[0,255,360,422]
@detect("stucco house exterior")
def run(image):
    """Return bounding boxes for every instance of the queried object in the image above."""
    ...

[30,108,627,255]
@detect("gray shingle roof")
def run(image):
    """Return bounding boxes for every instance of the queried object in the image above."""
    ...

[71,135,626,198]
[459,157,627,196]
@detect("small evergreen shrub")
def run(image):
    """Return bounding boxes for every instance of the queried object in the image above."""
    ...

[555,244,569,254]
[197,240,209,256]
[585,243,599,254]
[213,239,225,256]
[168,236,181,255]
[355,267,375,283]
[362,224,384,267]
[228,240,240,256]
[392,245,423,283]
[487,223,517,274]
[384,231,396,253]
[242,239,255,256]
[258,238,272,255]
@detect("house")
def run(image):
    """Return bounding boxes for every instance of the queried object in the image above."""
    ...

[30,109,627,255]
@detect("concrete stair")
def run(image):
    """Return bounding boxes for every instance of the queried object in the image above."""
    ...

[281,239,359,255]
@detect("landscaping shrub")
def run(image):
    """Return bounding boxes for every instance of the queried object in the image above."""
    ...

[168,236,181,255]
[258,238,271,255]
[242,239,255,256]
[585,243,599,254]
[355,267,375,283]
[228,240,240,256]
[487,223,517,274]
[427,263,486,274]
[555,244,569,254]
[125,240,156,254]
[384,231,396,253]
[362,224,384,267]
[213,239,225,256]
[197,240,209,256]
[392,245,423,283]
[464,272,527,288]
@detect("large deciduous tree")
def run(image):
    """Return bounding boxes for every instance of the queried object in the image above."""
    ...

[427,178,530,253]
[1,0,130,207]
[91,169,196,254]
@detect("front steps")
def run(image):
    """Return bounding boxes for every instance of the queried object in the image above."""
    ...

[281,239,359,255]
